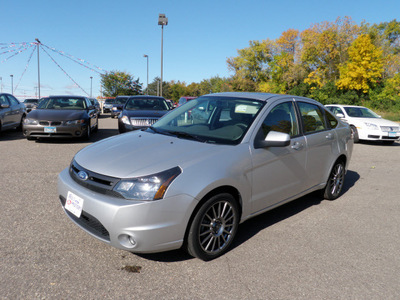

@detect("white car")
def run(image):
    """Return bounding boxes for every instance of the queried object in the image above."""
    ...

[326,105,400,144]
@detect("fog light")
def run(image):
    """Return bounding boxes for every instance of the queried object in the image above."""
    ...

[128,236,136,246]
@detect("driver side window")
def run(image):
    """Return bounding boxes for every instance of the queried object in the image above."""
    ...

[259,102,299,138]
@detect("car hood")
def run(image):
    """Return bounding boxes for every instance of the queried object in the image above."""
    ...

[348,117,399,127]
[74,130,229,178]
[27,109,86,121]
[124,110,169,118]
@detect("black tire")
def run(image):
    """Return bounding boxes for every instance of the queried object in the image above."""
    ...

[17,115,25,131]
[186,193,239,261]
[350,125,359,143]
[84,125,91,140]
[323,160,345,200]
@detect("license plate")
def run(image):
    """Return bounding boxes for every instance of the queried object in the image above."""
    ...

[44,126,56,133]
[65,191,84,218]
[388,132,396,137]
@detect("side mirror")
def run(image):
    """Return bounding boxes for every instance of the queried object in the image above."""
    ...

[336,113,345,118]
[254,131,291,149]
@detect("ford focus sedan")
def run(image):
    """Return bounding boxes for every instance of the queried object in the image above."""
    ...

[326,104,400,144]
[58,92,353,260]
[118,95,171,133]
[24,95,98,140]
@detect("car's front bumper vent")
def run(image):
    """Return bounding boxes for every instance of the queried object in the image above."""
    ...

[59,195,110,241]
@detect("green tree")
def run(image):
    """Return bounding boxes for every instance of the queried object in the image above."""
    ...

[101,71,142,97]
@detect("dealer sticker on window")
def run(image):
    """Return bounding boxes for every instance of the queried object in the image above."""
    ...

[65,191,84,218]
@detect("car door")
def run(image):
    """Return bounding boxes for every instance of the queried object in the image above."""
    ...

[296,101,337,188]
[85,98,97,129]
[0,94,13,128]
[250,100,307,213]
[7,94,24,125]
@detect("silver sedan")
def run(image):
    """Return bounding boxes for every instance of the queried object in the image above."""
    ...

[58,92,353,260]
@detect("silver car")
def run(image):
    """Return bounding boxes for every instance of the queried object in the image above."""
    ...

[58,92,353,260]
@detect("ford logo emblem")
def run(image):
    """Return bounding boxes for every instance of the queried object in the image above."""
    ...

[77,171,89,181]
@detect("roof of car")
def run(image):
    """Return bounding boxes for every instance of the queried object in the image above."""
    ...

[203,92,321,104]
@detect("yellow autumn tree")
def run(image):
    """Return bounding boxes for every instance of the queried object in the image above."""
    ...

[336,34,383,93]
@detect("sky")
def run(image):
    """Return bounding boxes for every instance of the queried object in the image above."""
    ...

[1,0,399,99]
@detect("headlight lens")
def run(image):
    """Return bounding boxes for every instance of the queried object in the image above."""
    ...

[121,115,130,125]
[112,107,118,111]
[65,119,85,126]
[24,118,38,125]
[364,122,379,130]
[113,167,181,200]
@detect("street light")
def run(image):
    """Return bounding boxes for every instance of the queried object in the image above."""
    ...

[10,75,13,95]
[90,76,93,98]
[143,54,149,95]
[158,13,168,97]
[35,38,41,99]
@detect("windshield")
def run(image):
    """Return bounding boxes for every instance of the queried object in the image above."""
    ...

[126,98,169,111]
[105,99,115,104]
[344,107,380,118]
[115,97,129,104]
[37,97,87,110]
[149,96,265,145]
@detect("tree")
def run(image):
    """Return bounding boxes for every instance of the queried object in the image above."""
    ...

[336,34,383,93]
[101,71,142,97]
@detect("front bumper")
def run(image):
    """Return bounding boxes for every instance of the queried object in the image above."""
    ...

[358,129,400,141]
[23,124,89,138]
[57,167,197,253]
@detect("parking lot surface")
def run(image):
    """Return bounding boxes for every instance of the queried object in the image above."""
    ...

[1,115,399,299]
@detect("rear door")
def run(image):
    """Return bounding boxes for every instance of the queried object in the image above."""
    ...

[296,100,337,188]
[7,94,24,125]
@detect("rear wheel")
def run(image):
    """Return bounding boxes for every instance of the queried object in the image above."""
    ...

[186,193,239,261]
[323,161,345,200]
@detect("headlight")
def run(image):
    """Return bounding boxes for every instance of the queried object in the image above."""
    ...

[112,107,118,111]
[364,122,379,130]
[121,115,131,125]
[65,119,85,126]
[113,167,181,200]
[24,118,38,125]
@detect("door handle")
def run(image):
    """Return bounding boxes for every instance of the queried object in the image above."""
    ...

[291,142,304,150]
[326,133,334,140]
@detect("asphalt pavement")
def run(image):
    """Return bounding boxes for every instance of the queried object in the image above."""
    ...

[1,115,399,299]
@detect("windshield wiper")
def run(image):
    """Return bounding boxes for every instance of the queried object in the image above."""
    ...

[167,131,207,143]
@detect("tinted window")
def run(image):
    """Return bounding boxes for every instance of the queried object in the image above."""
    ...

[7,95,20,106]
[325,109,338,128]
[0,95,9,106]
[126,98,169,111]
[259,102,299,138]
[297,102,327,133]
[38,97,87,110]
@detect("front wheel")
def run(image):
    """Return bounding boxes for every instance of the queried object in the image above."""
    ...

[186,193,239,261]
[323,161,345,200]
[350,126,359,143]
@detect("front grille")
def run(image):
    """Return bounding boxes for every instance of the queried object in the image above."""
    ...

[59,195,110,241]
[39,121,63,126]
[381,126,400,132]
[130,117,159,127]
[70,160,124,198]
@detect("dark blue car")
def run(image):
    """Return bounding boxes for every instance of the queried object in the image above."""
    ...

[118,95,171,133]
[111,96,130,118]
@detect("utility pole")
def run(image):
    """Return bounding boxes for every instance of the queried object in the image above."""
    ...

[35,38,41,99]
[158,14,168,97]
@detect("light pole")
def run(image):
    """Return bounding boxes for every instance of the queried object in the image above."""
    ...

[90,76,93,98]
[143,54,149,95]
[10,75,13,95]
[158,13,168,97]
[35,38,41,99]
